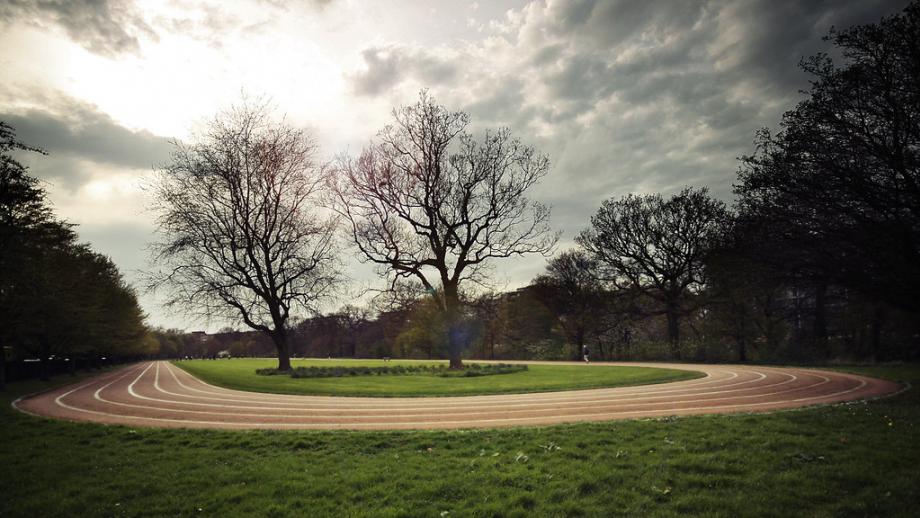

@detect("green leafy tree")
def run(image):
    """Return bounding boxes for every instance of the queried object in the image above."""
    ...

[735,2,920,316]
[2,121,149,381]
[532,250,609,360]
[578,187,729,358]
[1,122,72,385]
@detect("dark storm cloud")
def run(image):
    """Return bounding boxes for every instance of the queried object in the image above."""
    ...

[540,0,707,50]
[531,0,909,123]
[712,0,910,91]
[350,45,461,96]
[2,97,172,189]
[520,0,910,210]
[0,0,156,56]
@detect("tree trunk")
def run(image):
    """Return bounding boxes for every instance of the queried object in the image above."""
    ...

[737,337,747,362]
[39,356,50,381]
[665,305,681,360]
[869,305,884,362]
[813,281,828,358]
[574,328,585,361]
[0,344,6,391]
[271,327,292,371]
[444,285,464,369]
[446,311,463,369]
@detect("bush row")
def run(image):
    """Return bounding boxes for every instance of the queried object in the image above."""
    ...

[255,363,527,378]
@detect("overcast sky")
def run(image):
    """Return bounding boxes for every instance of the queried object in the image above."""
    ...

[0,0,908,331]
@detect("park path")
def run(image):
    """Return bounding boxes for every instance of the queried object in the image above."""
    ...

[13,361,902,430]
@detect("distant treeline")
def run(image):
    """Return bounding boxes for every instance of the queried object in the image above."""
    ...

[150,275,917,365]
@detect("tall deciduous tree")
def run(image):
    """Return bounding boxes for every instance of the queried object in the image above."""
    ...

[334,305,370,358]
[149,102,340,371]
[330,92,558,368]
[578,187,728,358]
[735,1,920,315]
[1,122,73,385]
[705,230,791,362]
[3,122,149,381]
[17,243,147,378]
[532,250,609,360]
[470,291,507,360]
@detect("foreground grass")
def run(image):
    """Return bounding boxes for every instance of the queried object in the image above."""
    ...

[174,359,700,397]
[1,364,918,517]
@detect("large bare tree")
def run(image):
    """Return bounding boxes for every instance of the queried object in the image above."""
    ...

[148,102,339,371]
[330,92,557,368]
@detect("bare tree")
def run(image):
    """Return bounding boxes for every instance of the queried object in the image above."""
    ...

[329,92,557,368]
[148,102,339,371]
[577,187,728,358]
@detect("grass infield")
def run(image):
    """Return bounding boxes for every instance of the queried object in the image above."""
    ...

[172,358,701,397]
[1,364,918,517]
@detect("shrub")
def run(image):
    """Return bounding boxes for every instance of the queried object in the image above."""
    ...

[257,363,528,379]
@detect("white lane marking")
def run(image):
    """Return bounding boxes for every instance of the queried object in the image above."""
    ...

[166,363,738,407]
[164,360,725,400]
[90,368,841,422]
[140,366,787,412]
[169,370,727,401]
[157,362,762,408]
[27,361,895,430]
[154,363,796,411]
[13,364,141,414]
[46,373,887,429]
[164,361,729,401]
[114,363,158,401]
[91,363,152,404]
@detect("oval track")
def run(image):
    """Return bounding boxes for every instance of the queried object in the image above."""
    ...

[13,361,902,430]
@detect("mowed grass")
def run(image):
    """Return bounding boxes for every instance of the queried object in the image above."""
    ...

[173,358,702,397]
[1,364,918,517]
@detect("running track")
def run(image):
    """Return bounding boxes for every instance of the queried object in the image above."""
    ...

[13,361,903,430]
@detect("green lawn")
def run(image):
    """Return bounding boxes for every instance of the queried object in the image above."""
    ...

[1,364,918,517]
[173,358,702,397]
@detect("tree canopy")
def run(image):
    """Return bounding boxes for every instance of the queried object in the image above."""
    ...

[735,2,920,314]
[1,121,149,383]
[578,187,728,356]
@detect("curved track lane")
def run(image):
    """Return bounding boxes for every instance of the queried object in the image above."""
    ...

[13,361,902,430]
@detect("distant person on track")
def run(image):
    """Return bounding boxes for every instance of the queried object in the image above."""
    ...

[582,345,590,363]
